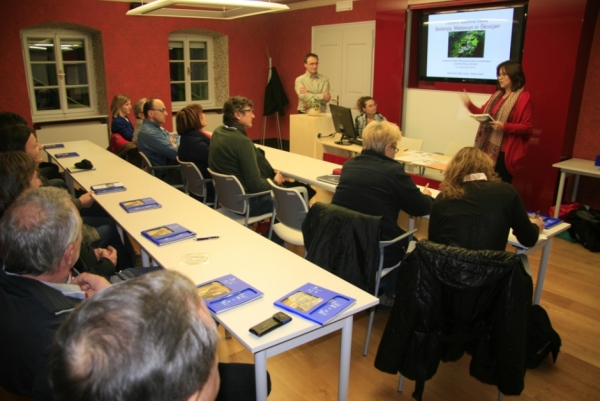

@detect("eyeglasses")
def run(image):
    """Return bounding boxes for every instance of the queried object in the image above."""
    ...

[241,109,254,114]
[150,108,167,113]
[390,145,400,154]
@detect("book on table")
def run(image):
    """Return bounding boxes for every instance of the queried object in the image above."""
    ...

[67,166,96,174]
[527,211,563,229]
[120,197,162,213]
[316,174,340,185]
[54,151,79,158]
[196,274,263,314]
[43,143,64,149]
[141,223,196,246]
[469,114,495,123]
[90,182,127,194]
[274,283,356,325]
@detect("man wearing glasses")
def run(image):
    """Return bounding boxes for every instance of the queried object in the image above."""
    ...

[295,53,331,113]
[137,98,180,179]
[209,96,284,218]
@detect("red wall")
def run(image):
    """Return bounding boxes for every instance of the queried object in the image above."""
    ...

[1,0,597,211]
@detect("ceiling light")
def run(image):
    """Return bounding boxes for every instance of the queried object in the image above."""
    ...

[126,0,290,20]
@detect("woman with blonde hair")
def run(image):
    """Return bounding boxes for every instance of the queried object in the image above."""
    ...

[429,147,543,251]
[110,94,134,142]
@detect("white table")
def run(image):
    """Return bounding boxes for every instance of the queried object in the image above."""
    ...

[45,141,377,401]
[552,158,600,218]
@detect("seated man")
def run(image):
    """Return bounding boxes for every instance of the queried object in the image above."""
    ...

[50,270,220,401]
[331,121,433,301]
[0,187,111,400]
[208,96,284,217]
[137,98,179,178]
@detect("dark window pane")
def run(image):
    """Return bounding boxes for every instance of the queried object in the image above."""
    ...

[191,82,208,101]
[32,64,58,87]
[171,83,186,102]
[169,41,184,60]
[64,63,88,85]
[66,87,90,108]
[28,38,56,62]
[190,41,207,60]
[61,39,86,61]
[170,62,185,81]
[190,62,207,80]
[35,88,61,111]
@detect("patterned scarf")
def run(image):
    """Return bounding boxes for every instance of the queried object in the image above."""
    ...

[474,87,523,165]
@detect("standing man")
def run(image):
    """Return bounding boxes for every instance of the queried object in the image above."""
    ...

[295,53,331,113]
[137,98,179,177]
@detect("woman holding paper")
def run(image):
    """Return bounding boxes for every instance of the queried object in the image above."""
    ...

[461,60,533,183]
[354,96,386,138]
[429,147,544,251]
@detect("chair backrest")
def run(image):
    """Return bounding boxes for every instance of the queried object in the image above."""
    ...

[399,136,423,151]
[177,157,208,199]
[268,179,309,231]
[138,151,154,175]
[444,141,470,157]
[207,168,247,214]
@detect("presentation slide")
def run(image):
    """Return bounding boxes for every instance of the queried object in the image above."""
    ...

[426,8,515,80]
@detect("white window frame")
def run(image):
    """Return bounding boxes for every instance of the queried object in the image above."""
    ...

[21,29,98,122]
[169,34,215,110]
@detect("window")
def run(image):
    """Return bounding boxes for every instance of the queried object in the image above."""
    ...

[169,34,214,109]
[21,29,97,121]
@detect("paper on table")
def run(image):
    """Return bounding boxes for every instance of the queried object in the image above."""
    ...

[508,232,548,248]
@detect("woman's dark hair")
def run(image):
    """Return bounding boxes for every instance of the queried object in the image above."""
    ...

[0,152,38,218]
[0,124,33,153]
[176,104,204,136]
[0,111,28,126]
[497,60,526,91]
[356,96,374,113]
[222,96,253,127]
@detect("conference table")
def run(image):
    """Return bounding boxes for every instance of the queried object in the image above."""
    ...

[44,140,378,401]
[261,144,569,305]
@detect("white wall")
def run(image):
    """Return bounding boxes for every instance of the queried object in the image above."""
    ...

[403,89,491,154]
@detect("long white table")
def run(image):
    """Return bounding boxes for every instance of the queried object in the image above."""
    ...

[552,158,600,218]
[259,144,568,305]
[45,141,378,401]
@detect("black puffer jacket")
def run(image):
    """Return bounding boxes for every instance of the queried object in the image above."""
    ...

[375,240,532,397]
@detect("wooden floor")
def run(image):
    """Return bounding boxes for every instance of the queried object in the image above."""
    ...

[216,214,600,401]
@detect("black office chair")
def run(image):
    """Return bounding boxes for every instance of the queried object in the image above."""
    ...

[375,240,534,401]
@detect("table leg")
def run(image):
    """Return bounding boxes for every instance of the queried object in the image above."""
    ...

[64,173,75,197]
[533,238,553,305]
[553,171,567,218]
[254,350,268,401]
[338,316,353,401]
[141,249,151,267]
[572,174,581,202]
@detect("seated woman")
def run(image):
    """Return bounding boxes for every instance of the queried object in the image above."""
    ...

[332,120,433,299]
[354,96,386,138]
[176,103,214,203]
[429,147,544,250]
[110,94,134,150]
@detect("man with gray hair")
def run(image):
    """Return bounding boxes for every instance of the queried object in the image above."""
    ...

[50,270,221,401]
[0,187,111,400]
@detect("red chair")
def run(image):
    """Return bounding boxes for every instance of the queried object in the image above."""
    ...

[109,133,129,153]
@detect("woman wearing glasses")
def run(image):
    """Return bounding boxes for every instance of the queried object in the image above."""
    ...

[354,96,386,138]
[461,60,533,183]
[332,121,433,301]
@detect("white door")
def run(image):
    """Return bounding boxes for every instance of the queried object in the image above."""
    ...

[313,21,375,110]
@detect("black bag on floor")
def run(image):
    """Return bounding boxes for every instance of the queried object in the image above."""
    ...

[567,208,600,252]
[526,305,561,369]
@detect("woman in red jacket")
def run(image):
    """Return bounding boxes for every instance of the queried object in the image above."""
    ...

[462,60,533,183]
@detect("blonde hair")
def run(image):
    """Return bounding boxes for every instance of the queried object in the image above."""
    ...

[439,147,500,199]
[362,121,401,154]
[110,94,130,118]
[133,98,147,119]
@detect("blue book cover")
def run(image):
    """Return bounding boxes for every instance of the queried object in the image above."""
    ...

[274,283,356,325]
[54,151,79,158]
[196,274,263,314]
[43,143,64,149]
[91,182,127,194]
[141,223,195,246]
[527,211,562,229]
[120,197,162,213]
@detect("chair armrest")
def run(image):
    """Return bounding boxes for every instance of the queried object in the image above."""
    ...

[379,228,418,249]
[149,165,181,171]
[241,189,272,200]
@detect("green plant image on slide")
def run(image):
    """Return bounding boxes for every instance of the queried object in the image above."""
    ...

[448,30,485,58]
